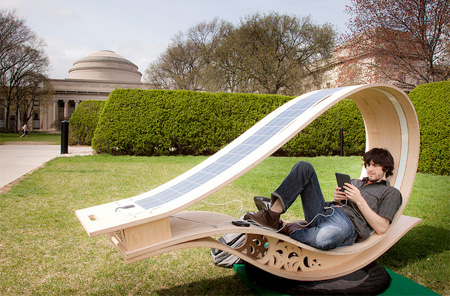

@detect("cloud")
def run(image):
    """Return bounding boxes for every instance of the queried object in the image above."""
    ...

[2,0,77,22]
[43,35,95,79]
[112,41,170,72]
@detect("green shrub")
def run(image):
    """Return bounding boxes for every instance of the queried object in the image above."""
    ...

[92,89,291,155]
[409,81,450,175]
[163,91,293,155]
[92,89,366,157]
[69,100,105,145]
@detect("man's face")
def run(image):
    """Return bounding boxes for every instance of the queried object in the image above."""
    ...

[365,161,386,182]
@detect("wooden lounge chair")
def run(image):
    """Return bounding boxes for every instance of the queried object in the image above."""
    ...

[76,83,421,280]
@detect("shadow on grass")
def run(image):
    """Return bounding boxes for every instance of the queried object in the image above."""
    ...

[379,225,450,267]
[155,274,253,296]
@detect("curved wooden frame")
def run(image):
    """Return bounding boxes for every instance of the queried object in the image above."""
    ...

[76,83,421,281]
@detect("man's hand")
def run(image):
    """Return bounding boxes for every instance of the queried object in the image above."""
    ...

[342,183,365,205]
[341,183,390,234]
[333,186,348,203]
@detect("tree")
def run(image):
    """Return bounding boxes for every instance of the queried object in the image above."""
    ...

[340,0,450,89]
[0,9,51,131]
[145,18,233,91]
[186,18,235,92]
[229,13,337,95]
[145,36,203,90]
[16,73,53,127]
[145,13,337,95]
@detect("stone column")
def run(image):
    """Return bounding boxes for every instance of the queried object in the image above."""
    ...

[64,100,69,118]
[53,100,58,124]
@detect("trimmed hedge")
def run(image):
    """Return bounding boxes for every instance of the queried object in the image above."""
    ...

[69,100,105,145]
[73,84,450,175]
[91,89,365,157]
[92,89,292,155]
[409,81,450,175]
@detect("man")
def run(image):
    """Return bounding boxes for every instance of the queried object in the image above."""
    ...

[243,148,402,250]
[20,124,28,138]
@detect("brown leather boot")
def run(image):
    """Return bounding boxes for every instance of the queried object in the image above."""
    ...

[243,209,283,230]
[279,220,308,236]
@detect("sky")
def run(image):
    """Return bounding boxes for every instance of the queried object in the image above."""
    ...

[1,0,353,80]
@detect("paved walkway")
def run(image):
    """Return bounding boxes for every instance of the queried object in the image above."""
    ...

[0,144,94,189]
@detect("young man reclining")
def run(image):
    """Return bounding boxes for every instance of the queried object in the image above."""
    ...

[244,148,402,250]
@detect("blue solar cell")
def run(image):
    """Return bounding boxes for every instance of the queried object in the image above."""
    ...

[266,117,290,127]
[242,135,271,145]
[170,180,200,193]
[254,126,282,136]
[274,109,299,118]
[136,194,166,208]
[228,144,256,155]
[216,153,247,165]
[202,163,231,174]
[186,171,216,184]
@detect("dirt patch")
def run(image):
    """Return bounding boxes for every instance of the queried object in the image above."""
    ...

[1,174,27,194]
[0,180,19,194]
[0,166,44,194]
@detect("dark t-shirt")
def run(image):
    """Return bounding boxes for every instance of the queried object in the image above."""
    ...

[329,178,402,240]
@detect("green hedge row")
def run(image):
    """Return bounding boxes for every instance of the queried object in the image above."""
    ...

[92,90,288,155]
[69,100,106,146]
[90,89,365,157]
[71,84,449,175]
[409,81,449,175]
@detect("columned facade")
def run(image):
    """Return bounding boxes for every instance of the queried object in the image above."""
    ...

[34,50,152,132]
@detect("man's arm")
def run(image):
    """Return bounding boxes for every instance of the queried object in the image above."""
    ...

[334,185,390,234]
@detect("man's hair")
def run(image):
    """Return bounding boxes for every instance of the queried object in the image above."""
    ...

[364,148,395,177]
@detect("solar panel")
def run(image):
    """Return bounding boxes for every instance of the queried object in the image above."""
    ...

[134,87,342,211]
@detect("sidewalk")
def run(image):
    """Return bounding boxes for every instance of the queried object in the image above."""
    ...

[0,144,94,189]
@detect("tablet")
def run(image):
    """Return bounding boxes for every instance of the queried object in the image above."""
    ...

[335,173,351,192]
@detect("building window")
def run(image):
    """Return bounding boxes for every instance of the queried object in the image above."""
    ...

[69,101,76,117]
[58,101,65,119]
[0,99,5,128]
[33,112,40,129]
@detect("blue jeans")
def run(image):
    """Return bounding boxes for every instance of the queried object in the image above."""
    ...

[271,161,357,250]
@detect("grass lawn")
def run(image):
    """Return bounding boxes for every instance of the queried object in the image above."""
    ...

[0,155,448,295]
[0,132,61,145]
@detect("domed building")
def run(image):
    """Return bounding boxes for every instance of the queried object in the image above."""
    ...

[68,50,142,82]
[37,50,152,132]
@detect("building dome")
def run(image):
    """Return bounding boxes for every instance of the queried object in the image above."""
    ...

[68,50,142,83]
